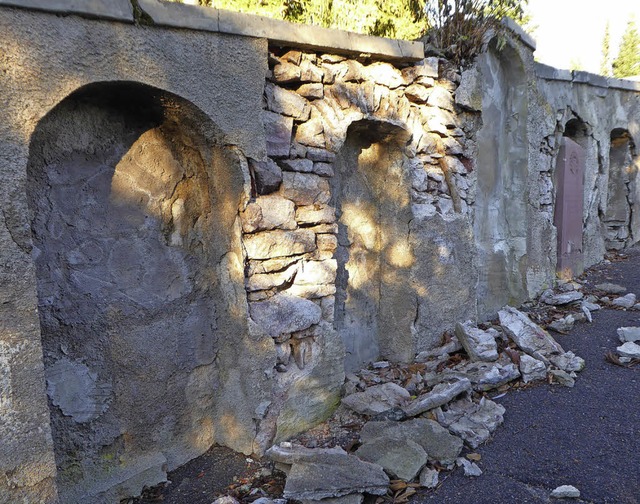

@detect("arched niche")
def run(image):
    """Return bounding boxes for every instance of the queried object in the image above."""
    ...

[331,119,415,372]
[27,81,247,502]
[604,128,637,250]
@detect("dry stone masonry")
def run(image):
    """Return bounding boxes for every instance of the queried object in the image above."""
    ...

[0,1,639,503]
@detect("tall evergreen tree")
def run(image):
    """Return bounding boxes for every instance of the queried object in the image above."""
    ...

[612,19,640,78]
[600,21,611,76]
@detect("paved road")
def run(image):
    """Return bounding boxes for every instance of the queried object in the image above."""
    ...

[416,250,640,504]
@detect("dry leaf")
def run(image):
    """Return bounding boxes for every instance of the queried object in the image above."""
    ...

[466,453,481,461]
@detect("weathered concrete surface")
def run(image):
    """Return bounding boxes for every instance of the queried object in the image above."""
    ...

[0,0,133,20]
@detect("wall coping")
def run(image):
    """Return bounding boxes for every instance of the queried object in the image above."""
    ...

[535,62,640,92]
[0,0,424,62]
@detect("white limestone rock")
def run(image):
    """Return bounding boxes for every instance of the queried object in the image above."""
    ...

[342,383,410,416]
[617,326,640,343]
[455,321,499,362]
[616,341,640,359]
[519,354,547,383]
[612,293,636,309]
[551,485,580,499]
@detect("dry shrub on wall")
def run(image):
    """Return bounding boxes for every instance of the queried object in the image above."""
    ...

[424,0,528,67]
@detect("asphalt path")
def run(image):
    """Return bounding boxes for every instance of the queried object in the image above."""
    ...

[415,250,640,504]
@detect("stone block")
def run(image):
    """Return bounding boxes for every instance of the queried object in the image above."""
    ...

[296,205,336,225]
[264,111,293,158]
[249,293,322,337]
[241,195,297,233]
[266,83,311,120]
[138,0,217,30]
[281,172,331,206]
[294,259,338,286]
[250,158,283,195]
[244,229,316,259]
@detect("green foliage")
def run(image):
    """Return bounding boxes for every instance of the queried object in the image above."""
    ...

[600,21,611,77]
[424,0,528,66]
[612,19,640,79]
[569,57,584,72]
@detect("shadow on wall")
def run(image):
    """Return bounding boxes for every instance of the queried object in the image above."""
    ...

[604,128,638,250]
[26,81,250,503]
[331,119,415,371]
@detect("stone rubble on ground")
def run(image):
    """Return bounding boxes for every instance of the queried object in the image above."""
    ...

[268,295,589,502]
[617,326,640,343]
[616,341,640,359]
[594,282,626,294]
[550,485,581,499]
[611,293,637,309]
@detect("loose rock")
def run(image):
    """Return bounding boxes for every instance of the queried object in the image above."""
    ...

[612,293,636,309]
[617,326,640,343]
[550,485,580,499]
[594,283,626,294]
[342,383,410,416]
[355,437,427,481]
[444,397,506,448]
[616,341,640,359]
[541,290,584,305]
[419,467,439,488]
[403,379,472,417]
[457,457,482,477]
[519,354,547,383]
[455,321,499,362]
[549,369,575,387]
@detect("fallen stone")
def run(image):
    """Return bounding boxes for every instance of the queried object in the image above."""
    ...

[370,407,407,422]
[249,293,322,337]
[419,467,439,488]
[360,418,463,465]
[283,453,389,500]
[581,305,593,323]
[617,327,640,343]
[266,444,347,466]
[594,283,626,294]
[612,293,636,309]
[616,341,640,359]
[548,315,575,333]
[549,369,575,387]
[548,351,585,373]
[550,485,580,499]
[415,338,463,361]
[445,397,505,448]
[342,383,410,416]
[403,379,472,418]
[355,437,427,481]
[212,497,240,504]
[457,359,521,391]
[581,300,600,311]
[301,495,363,504]
[455,321,499,362]
[457,457,482,477]
[498,306,565,364]
[519,354,547,383]
[541,290,584,305]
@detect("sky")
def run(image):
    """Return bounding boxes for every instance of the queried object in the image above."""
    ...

[528,0,640,73]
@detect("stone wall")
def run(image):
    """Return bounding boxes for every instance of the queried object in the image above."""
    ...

[1,1,640,503]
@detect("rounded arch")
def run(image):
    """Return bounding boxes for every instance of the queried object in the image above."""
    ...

[27,80,248,502]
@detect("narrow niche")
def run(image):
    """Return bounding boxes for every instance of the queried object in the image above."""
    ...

[604,128,637,250]
[27,82,244,502]
[331,120,415,372]
[554,118,587,277]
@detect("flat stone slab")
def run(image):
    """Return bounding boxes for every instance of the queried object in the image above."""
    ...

[612,293,637,309]
[541,290,584,305]
[355,437,427,481]
[249,293,322,337]
[283,453,389,500]
[498,306,565,364]
[437,397,505,449]
[360,418,463,465]
[594,283,626,294]
[455,321,499,362]
[617,327,640,343]
[403,379,472,418]
[0,0,134,21]
[342,383,410,416]
[616,342,640,359]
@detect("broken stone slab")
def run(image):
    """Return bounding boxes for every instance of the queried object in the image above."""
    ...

[445,397,505,449]
[594,283,626,294]
[241,195,296,233]
[548,351,585,373]
[249,293,322,337]
[342,383,410,416]
[266,444,347,466]
[551,485,580,499]
[581,300,601,311]
[359,418,463,465]
[454,321,499,362]
[541,290,584,305]
[301,495,364,504]
[212,496,240,504]
[457,457,482,477]
[617,327,640,343]
[282,453,389,500]
[616,341,640,359]
[519,354,547,383]
[455,359,521,392]
[250,158,283,195]
[355,437,427,481]
[415,338,462,361]
[612,293,637,309]
[581,305,593,323]
[419,467,439,488]
[549,369,575,387]
[548,315,575,333]
[244,229,316,259]
[403,379,472,418]
[498,306,565,364]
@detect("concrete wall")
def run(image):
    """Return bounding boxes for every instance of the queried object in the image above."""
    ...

[1,1,640,503]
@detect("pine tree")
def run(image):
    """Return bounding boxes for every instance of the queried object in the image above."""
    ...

[612,19,640,78]
[600,21,611,76]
